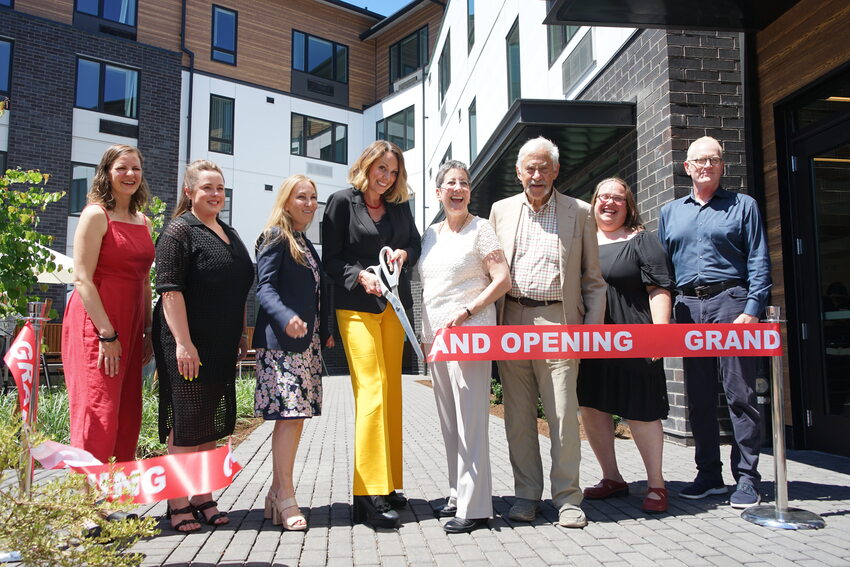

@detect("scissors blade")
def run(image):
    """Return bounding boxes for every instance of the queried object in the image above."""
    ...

[383,290,425,361]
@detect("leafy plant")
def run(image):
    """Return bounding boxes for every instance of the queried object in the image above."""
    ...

[490,376,502,406]
[0,169,66,320]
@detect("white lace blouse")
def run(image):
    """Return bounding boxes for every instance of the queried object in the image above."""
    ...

[418,216,503,343]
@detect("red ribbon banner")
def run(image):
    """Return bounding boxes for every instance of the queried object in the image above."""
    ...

[427,323,782,363]
[3,322,38,421]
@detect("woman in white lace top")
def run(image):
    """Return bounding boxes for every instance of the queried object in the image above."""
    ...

[418,160,511,534]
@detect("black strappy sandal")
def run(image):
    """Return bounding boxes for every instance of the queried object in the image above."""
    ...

[192,500,229,526]
[166,504,202,533]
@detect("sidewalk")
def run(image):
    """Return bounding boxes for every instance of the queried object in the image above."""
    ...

[129,374,850,566]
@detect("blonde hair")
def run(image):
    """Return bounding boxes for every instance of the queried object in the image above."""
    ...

[87,145,150,215]
[347,140,410,203]
[173,160,225,218]
[590,177,644,232]
[260,174,317,266]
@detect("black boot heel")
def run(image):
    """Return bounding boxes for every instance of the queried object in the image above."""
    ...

[352,495,401,529]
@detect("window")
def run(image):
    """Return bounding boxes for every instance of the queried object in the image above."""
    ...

[467,0,474,52]
[389,25,428,91]
[75,0,136,27]
[545,0,578,66]
[376,106,415,151]
[0,40,11,99]
[211,5,237,65]
[506,20,521,107]
[75,58,138,119]
[221,188,233,223]
[69,164,95,215]
[441,145,452,165]
[0,152,7,176]
[209,94,234,154]
[438,33,451,106]
[0,1,11,8]
[562,29,595,96]
[291,113,347,164]
[292,30,348,83]
[468,99,477,162]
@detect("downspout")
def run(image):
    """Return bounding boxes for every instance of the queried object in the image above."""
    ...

[422,64,428,231]
[180,0,194,166]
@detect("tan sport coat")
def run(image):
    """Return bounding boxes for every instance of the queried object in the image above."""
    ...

[489,191,607,325]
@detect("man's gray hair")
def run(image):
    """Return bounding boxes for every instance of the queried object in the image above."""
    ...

[435,159,470,187]
[516,136,559,170]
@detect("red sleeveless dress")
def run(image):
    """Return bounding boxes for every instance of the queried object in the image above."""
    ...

[62,207,154,463]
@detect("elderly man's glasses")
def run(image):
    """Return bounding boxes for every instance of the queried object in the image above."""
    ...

[597,193,626,205]
[688,157,723,167]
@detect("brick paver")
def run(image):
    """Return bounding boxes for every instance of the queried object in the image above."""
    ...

[121,374,850,566]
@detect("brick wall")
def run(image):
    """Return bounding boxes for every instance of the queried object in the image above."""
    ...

[1,10,182,315]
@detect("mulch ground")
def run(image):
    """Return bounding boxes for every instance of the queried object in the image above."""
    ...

[414,379,632,441]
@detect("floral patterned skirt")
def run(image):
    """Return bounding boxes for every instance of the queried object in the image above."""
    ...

[254,332,323,419]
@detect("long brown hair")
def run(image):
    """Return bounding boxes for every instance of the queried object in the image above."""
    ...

[87,144,150,214]
[260,174,317,266]
[348,140,410,204]
[590,177,644,231]
[172,160,225,218]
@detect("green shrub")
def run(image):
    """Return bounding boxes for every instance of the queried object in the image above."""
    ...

[490,376,502,405]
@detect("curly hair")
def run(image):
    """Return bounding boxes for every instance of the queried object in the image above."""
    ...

[87,145,150,215]
[347,140,410,204]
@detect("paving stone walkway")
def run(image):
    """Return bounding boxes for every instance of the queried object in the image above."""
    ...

[128,374,850,566]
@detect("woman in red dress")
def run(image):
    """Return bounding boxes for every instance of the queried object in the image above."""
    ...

[62,144,155,464]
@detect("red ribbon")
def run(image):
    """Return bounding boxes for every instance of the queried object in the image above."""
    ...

[427,323,782,362]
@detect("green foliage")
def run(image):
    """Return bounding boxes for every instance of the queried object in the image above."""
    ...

[0,421,159,567]
[490,376,502,405]
[0,168,66,319]
[144,196,166,305]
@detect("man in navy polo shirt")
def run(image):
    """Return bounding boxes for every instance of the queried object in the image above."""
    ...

[658,136,771,509]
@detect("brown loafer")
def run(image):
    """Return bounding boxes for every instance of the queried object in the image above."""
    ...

[642,486,668,513]
[583,478,629,499]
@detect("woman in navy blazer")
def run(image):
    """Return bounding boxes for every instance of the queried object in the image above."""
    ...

[322,140,421,529]
[254,174,334,531]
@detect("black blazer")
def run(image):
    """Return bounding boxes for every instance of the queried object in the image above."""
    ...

[254,230,333,353]
[321,187,421,313]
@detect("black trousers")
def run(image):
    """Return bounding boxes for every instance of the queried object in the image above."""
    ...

[674,285,763,487]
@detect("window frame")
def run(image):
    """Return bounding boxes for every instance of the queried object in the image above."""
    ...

[506,19,521,107]
[74,57,139,119]
[388,25,428,92]
[211,5,237,65]
[0,1,12,9]
[0,151,7,177]
[438,33,451,107]
[467,0,474,52]
[74,0,138,28]
[69,162,97,215]
[290,112,348,165]
[0,38,12,100]
[208,94,235,155]
[468,98,477,162]
[376,106,415,152]
[291,29,349,84]
[220,188,233,224]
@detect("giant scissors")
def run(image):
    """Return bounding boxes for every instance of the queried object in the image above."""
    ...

[366,246,425,361]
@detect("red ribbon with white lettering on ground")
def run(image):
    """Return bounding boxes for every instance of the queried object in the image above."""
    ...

[3,322,38,421]
[427,323,782,363]
[31,441,242,504]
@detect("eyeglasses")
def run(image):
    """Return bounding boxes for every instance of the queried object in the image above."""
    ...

[597,193,626,205]
[441,180,470,189]
[688,157,723,167]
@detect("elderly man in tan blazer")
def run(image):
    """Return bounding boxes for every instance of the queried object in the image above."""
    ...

[489,136,606,528]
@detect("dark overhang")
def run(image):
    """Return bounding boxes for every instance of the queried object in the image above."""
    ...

[467,99,635,218]
[544,0,801,32]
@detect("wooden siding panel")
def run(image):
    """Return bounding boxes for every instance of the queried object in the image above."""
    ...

[137,0,183,53]
[13,0,73,25]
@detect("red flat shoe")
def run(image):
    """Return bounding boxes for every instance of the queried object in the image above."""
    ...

[642,486,668,513]
[583,478,629,499]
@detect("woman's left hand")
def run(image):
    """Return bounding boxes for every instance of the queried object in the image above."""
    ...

[388,248,408,271]
[237,335,249,361]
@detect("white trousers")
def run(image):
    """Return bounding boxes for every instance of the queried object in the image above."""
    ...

[429,358,493,519]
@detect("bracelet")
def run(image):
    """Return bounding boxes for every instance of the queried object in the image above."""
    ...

[241,333,248,339]
[464,307,472,317]
[98,331,119,343]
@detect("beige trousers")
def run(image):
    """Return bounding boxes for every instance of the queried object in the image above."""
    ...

[498,300,582,508]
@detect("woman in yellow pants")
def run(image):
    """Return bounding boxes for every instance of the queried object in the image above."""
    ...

[322,141,421,529]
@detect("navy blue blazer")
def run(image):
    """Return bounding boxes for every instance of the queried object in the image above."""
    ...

[321,187,421,314]
[254,230,333,353]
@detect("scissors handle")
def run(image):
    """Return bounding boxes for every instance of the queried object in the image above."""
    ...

[378,246,399,289]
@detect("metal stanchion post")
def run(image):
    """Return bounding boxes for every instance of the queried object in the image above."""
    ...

[21,301,47,498]
[742,305,825,530]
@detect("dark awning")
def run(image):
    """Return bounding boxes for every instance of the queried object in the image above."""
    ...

[543,0,801,32]
[467,99,635,218]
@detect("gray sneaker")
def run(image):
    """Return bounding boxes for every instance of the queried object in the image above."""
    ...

[679,476,727,499]
[729,481,761,509]
[507,498,540,522]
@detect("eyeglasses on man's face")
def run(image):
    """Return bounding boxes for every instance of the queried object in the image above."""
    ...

[688,156,723,167]
[597,193,626,205]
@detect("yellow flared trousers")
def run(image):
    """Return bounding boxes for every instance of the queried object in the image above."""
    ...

[336,306,405,495]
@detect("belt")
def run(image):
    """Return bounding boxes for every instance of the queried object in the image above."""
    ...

[678,279,745,299]
[506,295,562,308]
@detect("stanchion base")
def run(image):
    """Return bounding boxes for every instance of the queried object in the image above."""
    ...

[741,505,826,530]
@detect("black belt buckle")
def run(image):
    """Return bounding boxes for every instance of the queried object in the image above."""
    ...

[693,285,712,299]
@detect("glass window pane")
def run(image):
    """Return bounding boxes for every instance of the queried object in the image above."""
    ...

[400,34,419,78]
[75,59,100,111]
[469,99,477,161]
[213,7,236,52]
[293,31,305,71]
[306,36,333,80]
[103,64,138,118]
[0,41,11,94]
[405,107,415,150]
[210,95,234,154]
[389,44,399,84]
[387,113,405,149]
[335,44,347,83]
[334,124,346,163]
[221,188,232,224]
[291,114,304,155]
[418,27,429,67]
[70,165,95,214]
[305,117,332,160]
[507,22,521,105]
[102,0,136,26]
[76,0,98,16]
[376,119,386,141]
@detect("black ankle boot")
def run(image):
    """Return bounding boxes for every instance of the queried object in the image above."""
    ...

[386,490,408,509]
[352,495,401,529]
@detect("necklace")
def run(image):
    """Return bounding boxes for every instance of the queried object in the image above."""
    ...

[442,212,472,233]
[365,199,383,210]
